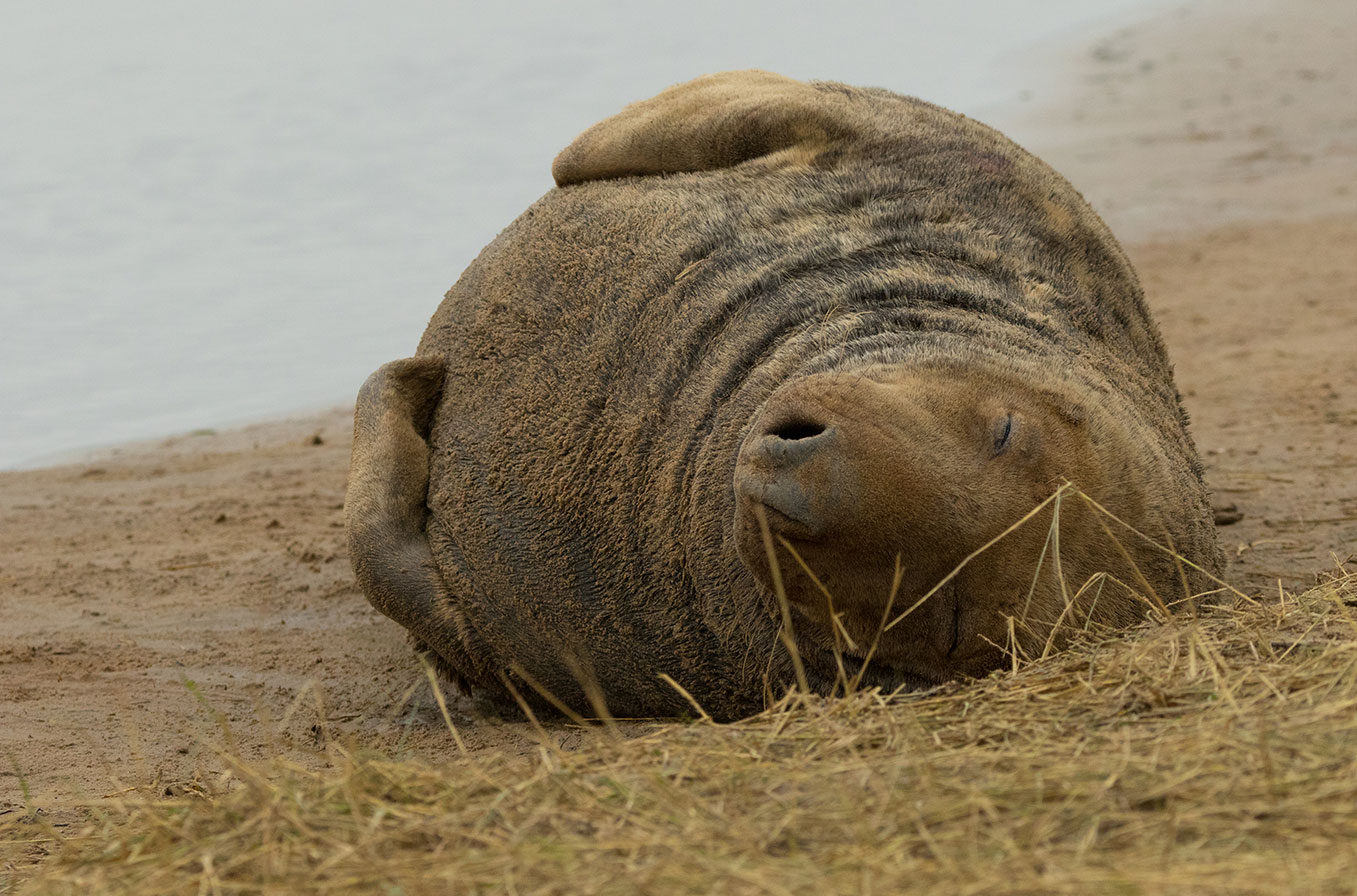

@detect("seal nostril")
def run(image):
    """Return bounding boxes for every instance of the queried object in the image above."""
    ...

[768,419,827,441]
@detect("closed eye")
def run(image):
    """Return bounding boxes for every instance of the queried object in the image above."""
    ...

[993,413,1014,455]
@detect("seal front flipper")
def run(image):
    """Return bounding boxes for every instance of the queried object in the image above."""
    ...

[345,356,469,673]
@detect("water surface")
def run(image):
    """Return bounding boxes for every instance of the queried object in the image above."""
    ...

[1,0,1166,468]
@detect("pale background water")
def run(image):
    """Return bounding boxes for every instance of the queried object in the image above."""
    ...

[1,0,1167,469]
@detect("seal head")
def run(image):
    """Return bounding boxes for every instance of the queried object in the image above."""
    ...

[734,358,1178,682]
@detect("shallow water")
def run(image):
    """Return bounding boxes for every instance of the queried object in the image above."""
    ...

[0,0,1166,468]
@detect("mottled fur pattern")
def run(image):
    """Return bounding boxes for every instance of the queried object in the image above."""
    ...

[346,72,1223,720]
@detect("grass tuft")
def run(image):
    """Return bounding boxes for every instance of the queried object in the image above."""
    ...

[5,571,1357,894]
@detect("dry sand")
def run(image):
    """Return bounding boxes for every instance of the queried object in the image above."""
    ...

[2,0,1354,810]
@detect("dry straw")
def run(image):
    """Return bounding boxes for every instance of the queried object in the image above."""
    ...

[4,495,1357,895]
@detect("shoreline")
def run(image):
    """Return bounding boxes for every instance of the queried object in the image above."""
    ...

[5,404,357,474]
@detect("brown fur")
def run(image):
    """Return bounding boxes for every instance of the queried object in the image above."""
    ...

[346,71,1223,720]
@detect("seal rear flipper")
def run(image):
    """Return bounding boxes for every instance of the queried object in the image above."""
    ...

[345,356,486,690]
[552,70,861,186]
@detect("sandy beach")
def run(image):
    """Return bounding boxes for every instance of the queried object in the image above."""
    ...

[2,0,1354,809]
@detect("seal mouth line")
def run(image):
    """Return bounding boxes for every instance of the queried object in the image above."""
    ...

[946,583,964,657]
[744,500,824,545]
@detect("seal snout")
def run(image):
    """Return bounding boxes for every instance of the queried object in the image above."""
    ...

[734,399,847,540]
